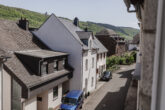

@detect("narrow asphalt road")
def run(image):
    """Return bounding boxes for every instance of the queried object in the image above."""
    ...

[82,65,135,110]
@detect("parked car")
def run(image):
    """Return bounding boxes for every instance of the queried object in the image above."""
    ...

[101,71,112,81]
[60,90,84,110]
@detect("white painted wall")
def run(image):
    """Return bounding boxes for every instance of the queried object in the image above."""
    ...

[96,53,107,79]
[37,91,48,110]
[24,97,37,110]
[48,84,62,109]
[82,50,96,93]
[82,37,97,93]
[33,15,83,91]
[2,69,11,110]
[128,44,137,50]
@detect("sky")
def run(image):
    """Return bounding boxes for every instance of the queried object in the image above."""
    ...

[0,0,139,28]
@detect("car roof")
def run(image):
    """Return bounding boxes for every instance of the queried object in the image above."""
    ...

[66,90,83,99]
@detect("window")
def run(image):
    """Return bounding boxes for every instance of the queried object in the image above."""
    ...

[96,69,99,74]
[92,57,94,68]
[12,79,22,110]
[53,86,58,99]
[63,59,65,66]
[104,53,106,58]
[97,55,99,61]
[91,77,94,87]
[81,39,88,46]
[85,59,88,71]
[100,54,102,60]
[54,61,58,72]
[41,62,47,76]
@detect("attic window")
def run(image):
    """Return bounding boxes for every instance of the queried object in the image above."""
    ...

[62,59,65,66]
[54,61,58,72]
[81,39,88,46]
[41,62,48,76]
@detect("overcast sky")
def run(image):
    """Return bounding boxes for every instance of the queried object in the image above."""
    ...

[0,0,139,28]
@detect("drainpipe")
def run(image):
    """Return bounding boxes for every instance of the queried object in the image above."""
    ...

[151,0,164,109]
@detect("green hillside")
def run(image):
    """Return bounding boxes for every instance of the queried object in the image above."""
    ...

[0,4,139,40]
[0,4,48,28]
[89,22,140,40]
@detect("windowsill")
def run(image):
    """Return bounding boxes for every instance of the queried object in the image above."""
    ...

[53,96,58,101]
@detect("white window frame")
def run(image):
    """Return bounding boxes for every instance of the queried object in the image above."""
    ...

[53,86,58,100]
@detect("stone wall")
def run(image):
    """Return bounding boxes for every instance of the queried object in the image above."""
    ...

[96,35,117,56]
[137,0,158,110]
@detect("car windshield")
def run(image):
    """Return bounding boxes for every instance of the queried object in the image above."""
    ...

[104,71,110,76]
[63,97,77,105]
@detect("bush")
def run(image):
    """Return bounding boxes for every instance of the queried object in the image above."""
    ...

[106,52,137,71]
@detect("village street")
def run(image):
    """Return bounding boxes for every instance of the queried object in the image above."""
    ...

[82,64,135,110]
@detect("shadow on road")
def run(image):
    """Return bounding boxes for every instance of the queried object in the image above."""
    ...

[95,70,134,110]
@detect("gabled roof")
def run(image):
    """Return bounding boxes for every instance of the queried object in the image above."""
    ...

[58,17,83,45]
[0,19,71,98]
[34,14,107,53]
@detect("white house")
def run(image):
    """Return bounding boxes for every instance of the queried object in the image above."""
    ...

[33,14,108,95]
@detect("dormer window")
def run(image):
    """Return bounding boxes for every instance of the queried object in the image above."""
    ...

[81,39,88,46]
[63,59,65,66]
[54,61,58,72]
[41,62,48,76]
[15,50,68,76]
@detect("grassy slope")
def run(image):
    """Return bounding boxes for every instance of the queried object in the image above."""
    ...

[0,4,139,40]
[0,4,48,28]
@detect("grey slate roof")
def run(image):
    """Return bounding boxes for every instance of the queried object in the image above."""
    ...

[58,17,107,53]
[0,19,71,98]
[15,50,68,58]
[58,18,83,45]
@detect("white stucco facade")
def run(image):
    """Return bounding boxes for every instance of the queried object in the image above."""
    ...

[24,96,37,110]
[82,50,97,94]
[128,44,138,51]
[96,53,107,79]
[37,84,62,110]
[48,84,62,109]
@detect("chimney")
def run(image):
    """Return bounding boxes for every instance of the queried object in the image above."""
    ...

[84,27,88,32]
[73,17,79,26]
[18,17,29,30]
